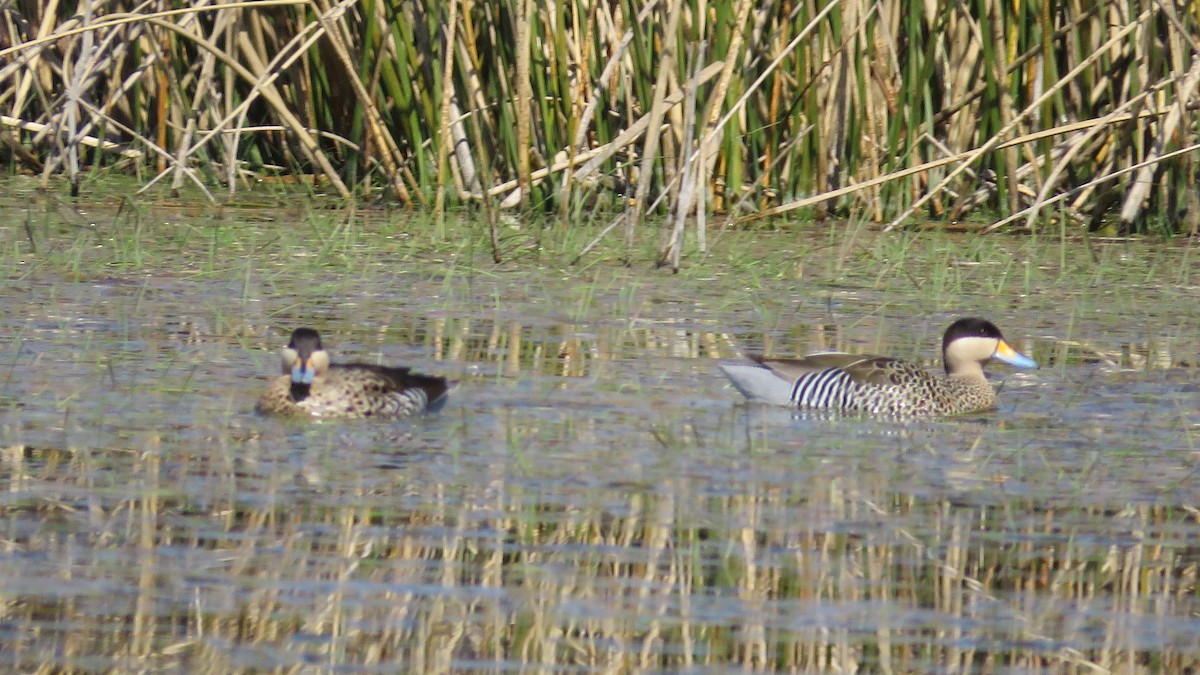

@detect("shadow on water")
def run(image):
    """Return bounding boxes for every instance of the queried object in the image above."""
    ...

[1,212,1200,670]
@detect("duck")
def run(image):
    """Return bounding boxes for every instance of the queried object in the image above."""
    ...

[256,327,451,419]
[719,318,1038,417]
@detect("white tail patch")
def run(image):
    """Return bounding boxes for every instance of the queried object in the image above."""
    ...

[718,364,796,406]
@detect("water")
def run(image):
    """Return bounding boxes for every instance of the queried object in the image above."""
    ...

[1,203,1200,672]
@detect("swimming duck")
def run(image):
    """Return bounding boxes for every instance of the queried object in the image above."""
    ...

[719,318,1038,416]
[256,327,451,419]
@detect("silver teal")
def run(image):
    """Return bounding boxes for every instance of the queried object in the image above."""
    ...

[719,318,1038,417]
[256,328,451,419]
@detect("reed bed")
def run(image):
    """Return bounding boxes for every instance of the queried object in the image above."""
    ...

[1,0,1197,258]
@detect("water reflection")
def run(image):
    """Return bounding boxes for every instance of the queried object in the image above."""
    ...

[2,432,1198,671]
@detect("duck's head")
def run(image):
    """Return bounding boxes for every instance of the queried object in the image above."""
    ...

[942,318,1038,376]
[281,327,331,384]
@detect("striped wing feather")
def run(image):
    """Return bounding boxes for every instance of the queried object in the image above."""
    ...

[751,353,955,415]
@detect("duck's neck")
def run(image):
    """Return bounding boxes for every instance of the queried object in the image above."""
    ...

[947,372,989,386]
[290,382,312,402]
[945,360,986,380]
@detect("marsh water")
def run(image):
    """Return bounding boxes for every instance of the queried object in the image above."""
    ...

[2,193,1200,672]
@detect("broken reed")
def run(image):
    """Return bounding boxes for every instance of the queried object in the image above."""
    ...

[0,0,1197,235]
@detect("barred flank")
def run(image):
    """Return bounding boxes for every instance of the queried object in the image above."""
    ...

[792,369,856,410]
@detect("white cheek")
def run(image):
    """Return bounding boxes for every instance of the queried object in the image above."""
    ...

[281,347,300,374]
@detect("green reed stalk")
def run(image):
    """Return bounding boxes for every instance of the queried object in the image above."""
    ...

[0,0,1197,243]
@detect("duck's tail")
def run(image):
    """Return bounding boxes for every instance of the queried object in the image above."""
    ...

[718,361,795,406]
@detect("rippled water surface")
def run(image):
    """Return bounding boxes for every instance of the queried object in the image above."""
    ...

[2,196,1200,672]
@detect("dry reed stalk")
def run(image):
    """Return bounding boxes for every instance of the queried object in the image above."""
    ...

[882,8,1151,230]
[859,0,894,223]
[555,28,634,224]
[108,7,335,196]
[168,10,228,195]
[235,24,347,196]
[659,41,706,270]
[1,2,315,190]
[731,106,1171,232]
[943,4,983,160]
[434,0,460,220]
[1119,54,1200,225]
[313,0,417,203]
[571,61,723,187]
[449,104,480,196]
[0,114,141,158]
[983,0,1022,218]
[762,11,786,212]
[1011,89,1162,233]
[625,0,682,257]
[985,140,1200,233]
[514,0,533,209]
[460,75,504,262]
[59,0,95,194]
[7,0,62,121]
[697,0,755,213]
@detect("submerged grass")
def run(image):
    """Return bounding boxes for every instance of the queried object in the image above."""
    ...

[7,191,1196,317]
[3,437,1198,671]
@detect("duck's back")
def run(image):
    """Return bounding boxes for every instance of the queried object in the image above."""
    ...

[830,361,996,416]
[257,364,450,419]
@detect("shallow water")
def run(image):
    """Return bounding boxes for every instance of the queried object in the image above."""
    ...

[2,200,1200,672]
